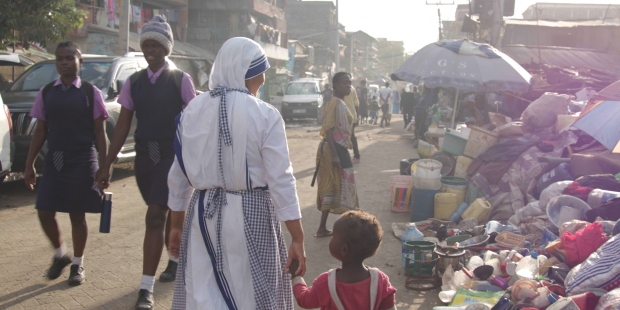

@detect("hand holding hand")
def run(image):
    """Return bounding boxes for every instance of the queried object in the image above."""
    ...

[286,240,306,277]
[96,166,111,190]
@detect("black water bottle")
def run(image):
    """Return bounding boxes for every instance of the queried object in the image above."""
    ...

[100,192,113,233]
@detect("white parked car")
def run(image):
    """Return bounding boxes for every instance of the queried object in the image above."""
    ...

[281,78,325,123]
[0,93,13,183]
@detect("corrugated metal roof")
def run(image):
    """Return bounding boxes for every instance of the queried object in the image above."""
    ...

[501,45,620,75]
[504,19,620,27]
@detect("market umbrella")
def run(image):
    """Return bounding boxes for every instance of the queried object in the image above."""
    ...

[572,100,620,153]
[577,80,620,120]
[391,39,533,127]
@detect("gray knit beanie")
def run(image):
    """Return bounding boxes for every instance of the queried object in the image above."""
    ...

[140,15,174,55]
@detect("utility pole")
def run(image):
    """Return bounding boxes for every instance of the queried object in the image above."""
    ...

[426,0,454,41]
[490,0,504,47]
[335,0,340,72]
[117,0,130,55]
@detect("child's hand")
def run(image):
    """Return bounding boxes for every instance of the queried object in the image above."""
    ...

[288,259,299,278]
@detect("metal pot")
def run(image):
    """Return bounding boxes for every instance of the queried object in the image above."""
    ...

[434,246,466,274]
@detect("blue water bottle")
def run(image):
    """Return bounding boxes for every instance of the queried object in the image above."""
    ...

[100,192,113,233]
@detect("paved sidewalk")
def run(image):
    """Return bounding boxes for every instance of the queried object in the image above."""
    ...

[0,164,175,310]
[0,119,442,309]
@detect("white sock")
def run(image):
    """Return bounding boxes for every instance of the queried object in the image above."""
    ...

[140,275,155,292]
[169,251,179,263]
[54,244,67,259]
[72,256,84,267]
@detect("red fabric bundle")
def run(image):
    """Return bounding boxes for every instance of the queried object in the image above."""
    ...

[563,182,594,200]
[561,222,608,267]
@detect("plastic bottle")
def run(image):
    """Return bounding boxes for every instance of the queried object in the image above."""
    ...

[515,255,538,280]
[491,294,512,310]
[401,223,424,267]
[448,202,470,222]
[467,256,484,271]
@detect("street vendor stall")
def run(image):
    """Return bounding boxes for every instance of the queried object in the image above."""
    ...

[390,39,533,129]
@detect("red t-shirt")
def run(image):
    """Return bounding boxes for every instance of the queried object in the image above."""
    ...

[293,269,397,310]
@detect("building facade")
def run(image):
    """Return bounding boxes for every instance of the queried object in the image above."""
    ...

[286,1,344,79]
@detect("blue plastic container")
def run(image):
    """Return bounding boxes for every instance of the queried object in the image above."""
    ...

[410,188,439,222]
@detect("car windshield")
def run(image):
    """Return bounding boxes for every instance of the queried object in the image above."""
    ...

[9,61,111,92]
[286,82,318,95]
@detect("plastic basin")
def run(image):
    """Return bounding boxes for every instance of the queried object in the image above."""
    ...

[546,195,591,230]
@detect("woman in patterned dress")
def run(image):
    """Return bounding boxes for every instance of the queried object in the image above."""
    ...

[314,72,360,237]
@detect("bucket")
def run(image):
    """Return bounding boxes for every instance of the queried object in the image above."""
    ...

[587,189,620,209]
[454,156,473,179]
[390,175,413,213]
[416,159,442,178]
[434,246,466,274]
[410,188,439,222]
[546,195,591,230]
[430,152,456,176]
[413,173,441,190]
[400,159,419,176]
[463,126,499,159]
[434,193,459,220]
[441,176,467,207]
[413,159,442,190]
[461,197,492,222]
[404,241,438,290]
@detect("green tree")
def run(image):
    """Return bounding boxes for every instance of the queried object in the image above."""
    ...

[0,0,86,50]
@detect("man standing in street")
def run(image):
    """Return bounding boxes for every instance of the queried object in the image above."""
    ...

[343,82,361,163]
[401,85,417,129]
[379,82,392,128]
[321,83,333,104]
[96,15,196,310]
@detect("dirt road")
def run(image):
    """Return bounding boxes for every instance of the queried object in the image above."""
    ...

[0,117,442,309]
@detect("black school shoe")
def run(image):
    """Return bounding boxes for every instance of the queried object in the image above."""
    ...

[47,255,72,280]
[68,265,85,286]
[135,289,154,310]
[159,260,178,282]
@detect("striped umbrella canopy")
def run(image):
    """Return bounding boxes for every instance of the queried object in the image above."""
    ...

[391,39,533,93]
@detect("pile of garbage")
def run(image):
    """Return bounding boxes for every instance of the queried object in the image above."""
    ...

[393,80,620,309]
[394,218,620,309]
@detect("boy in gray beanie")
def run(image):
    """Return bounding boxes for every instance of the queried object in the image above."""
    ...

[140,15,173,55]
[98,13,197,310]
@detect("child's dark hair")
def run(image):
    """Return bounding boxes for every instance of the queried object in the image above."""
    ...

[340,210,383,260]
[56,41,82,59]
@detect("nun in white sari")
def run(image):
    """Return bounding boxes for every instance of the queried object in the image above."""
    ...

[167,37,307,310]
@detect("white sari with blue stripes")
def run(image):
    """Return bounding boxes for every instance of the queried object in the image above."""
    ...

[168,38,301,310]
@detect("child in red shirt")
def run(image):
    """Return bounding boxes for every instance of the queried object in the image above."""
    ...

[290,210,397,310]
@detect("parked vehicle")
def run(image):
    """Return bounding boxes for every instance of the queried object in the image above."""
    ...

[0,94,14,183]
[281,78,324,123]
[0,53,174,174]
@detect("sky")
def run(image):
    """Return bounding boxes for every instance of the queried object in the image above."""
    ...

[311,0,620,53]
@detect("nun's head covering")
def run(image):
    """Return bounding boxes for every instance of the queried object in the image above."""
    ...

[209,37,270,90]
